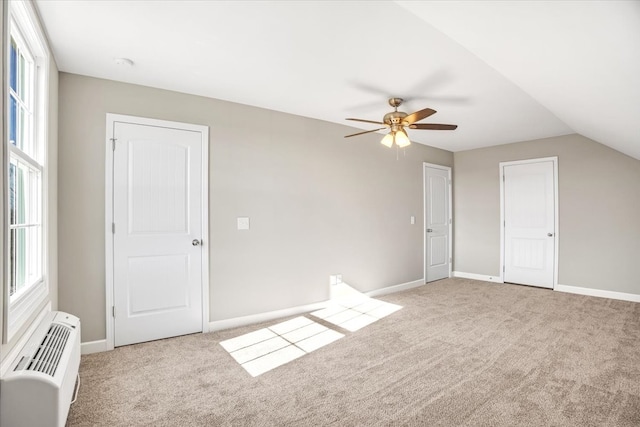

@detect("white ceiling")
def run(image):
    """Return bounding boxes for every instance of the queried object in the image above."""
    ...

[35,1,639,159]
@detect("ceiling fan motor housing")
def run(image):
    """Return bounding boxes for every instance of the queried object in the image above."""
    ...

[383,111,409,129]
[343,96,457,139]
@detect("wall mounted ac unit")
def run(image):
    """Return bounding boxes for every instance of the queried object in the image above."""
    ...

[1,311,81,427]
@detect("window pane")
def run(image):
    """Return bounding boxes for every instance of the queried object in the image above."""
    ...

[9,160,16,225]
[17,161,25,225]
[10,39,17,91]
[28,166,41,224]
[19,103,28,152]
[9,98,30,153]
[9,95,17,146]
[9,35,34,156]
[8,156,42,299]
[9,228,26,296]
[19,50,26,99]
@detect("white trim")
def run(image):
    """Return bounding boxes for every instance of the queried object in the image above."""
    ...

[104,117,114,350]
[5,280,48,340]
[209,302,328,332]
[105,114,210,350]
[200,125,210,333]
[9,1,48,57]
[499,157,559,287]
[423,163,453,283]
[555,284,640,303]
[3,0,51,345]
[453,271,504,284]
[365,279,426,297]
[210,278,428,333]
[81,339,108,355]
[1,301,50,376]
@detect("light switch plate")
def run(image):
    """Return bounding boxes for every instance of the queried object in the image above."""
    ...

[410,216,415,225]
[237,217,250,230]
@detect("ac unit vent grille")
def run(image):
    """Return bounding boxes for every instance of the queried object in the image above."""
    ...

[26,323,71,377]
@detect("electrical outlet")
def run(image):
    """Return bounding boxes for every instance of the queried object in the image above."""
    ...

[237,217,250,230]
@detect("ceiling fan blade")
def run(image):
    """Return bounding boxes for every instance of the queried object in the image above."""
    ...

[346,118,386,125]
[344,127,387,138]
[403,108,437,125]
[409,123,458,130]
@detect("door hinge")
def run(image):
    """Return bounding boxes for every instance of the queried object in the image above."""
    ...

[112,306,116,317]
[503,265,505,272]
[112,222,115,234]
[110,138,117,151]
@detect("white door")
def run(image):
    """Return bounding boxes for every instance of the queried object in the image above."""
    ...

[425,165,451,282]
[503,160,556,288]
[111,118,206,346]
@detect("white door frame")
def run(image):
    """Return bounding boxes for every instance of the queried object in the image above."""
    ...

[499,156,559,287]
[105,114,210,351]
[423,162,453,282]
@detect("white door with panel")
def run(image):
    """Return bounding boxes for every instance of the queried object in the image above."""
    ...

[503,160,556,288]
[425,165,451,282]
[111,119,205,347]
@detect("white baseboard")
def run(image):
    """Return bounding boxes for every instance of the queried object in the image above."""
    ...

[365,279,426,297]
[555,284,640,303]
[209,278,430,332]
[81,339,109,355]
[453,271,503,283]
[209,301,328,332]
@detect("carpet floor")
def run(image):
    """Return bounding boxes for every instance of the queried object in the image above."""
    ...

[67,278,640,426]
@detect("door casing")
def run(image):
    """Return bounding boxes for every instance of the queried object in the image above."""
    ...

[105,114,209,351]
[499,157,558,288]
[423,163,452,282]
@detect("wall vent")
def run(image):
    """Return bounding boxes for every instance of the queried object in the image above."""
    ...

[24,324,71,377]
[1,311,81,427]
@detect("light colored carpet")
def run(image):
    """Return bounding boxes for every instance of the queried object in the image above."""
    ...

[67,278,640,426]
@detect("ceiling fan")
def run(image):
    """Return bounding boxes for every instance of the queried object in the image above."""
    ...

[344,98,457,148]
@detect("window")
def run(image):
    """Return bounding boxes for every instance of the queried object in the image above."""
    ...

[8,28,42,301]
[4,0,49,340]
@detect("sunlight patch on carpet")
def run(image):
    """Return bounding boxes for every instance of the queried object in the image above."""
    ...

[311,293,403,332]
[220,316,344,377]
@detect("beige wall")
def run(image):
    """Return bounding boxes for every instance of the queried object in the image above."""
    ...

[57,73,453,343]
[453,133,640,294]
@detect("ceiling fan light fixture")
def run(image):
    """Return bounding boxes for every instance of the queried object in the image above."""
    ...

[344,97,457,149]
[395,129,411,148]
[381,133,394,148]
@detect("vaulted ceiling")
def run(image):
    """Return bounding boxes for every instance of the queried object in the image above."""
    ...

[35,1,640,159]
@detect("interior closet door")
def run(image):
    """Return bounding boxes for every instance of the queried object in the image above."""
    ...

[503,159,556,288]
[110,118,205,346]
[425,164,451,282]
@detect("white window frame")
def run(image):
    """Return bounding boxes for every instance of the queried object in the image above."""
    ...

[3,0,49,343]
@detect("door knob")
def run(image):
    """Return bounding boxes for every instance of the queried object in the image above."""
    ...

[192,239,201,246]
[547,233,554,237]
